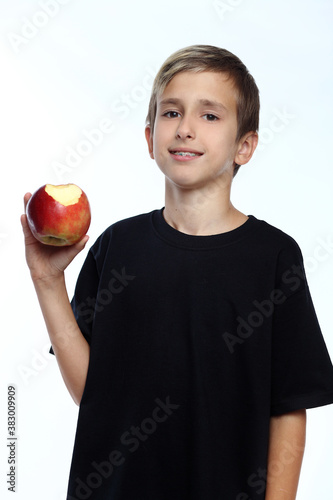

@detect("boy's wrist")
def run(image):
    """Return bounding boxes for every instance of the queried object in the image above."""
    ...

[32,271,66,292]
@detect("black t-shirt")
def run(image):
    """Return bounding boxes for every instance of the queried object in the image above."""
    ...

[51,209,333,500]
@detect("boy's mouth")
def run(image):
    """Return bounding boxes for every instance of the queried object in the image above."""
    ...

[169,150,203,157]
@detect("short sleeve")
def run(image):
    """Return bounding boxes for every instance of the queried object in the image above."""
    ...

[49,248,100,355]
[270,239,333,415]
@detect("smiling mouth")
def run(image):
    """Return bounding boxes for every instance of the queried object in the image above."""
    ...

[169,151,203,157]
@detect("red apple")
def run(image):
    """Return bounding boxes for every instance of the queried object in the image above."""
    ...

[26,183,91,246]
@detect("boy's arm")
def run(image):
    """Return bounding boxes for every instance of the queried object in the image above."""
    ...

[33,274,90,406]
[265,409,306,500]
[21,193,90,406]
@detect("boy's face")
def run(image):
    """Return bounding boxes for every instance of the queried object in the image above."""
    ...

[145,70,255,191]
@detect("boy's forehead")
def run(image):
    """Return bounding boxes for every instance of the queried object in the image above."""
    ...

[157,70,238,110]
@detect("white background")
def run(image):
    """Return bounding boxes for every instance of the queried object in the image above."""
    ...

[1,0,333,498]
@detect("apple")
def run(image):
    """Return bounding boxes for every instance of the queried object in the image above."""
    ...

[26,183,91,246]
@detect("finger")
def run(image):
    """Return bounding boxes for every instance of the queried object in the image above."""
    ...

[23,193,32,212]
[20,213,28,232]
[63,235,90,266]
[20,213,36,244]
[72,235,89,254]
[20,213,31,236]
[79,235,90,246]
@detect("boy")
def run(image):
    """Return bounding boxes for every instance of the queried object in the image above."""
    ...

[21,45,333,500]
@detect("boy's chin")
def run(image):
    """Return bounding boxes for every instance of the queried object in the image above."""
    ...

[164,168,234,192]
[165,176,228,194]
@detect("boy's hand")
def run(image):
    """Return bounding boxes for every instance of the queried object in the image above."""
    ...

[21,192,89,285]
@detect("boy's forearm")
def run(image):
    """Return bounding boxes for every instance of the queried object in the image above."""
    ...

[34,274,90,406]
[265,409,306,500]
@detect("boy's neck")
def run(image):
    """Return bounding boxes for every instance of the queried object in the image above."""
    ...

[163,180,248,236]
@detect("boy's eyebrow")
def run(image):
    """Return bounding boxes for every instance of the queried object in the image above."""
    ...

[158,98,183,107]
[158,97,228,112]
[198,99,228,112]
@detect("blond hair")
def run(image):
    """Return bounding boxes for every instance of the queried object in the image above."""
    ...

[146,45,260,177]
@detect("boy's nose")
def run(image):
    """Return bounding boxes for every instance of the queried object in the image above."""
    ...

[176,117,195,140]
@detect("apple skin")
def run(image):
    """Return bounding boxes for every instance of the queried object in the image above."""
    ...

[26,184,91,246]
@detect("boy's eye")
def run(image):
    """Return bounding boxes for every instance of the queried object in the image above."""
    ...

[163,111,181,118]
[203,114,218,121]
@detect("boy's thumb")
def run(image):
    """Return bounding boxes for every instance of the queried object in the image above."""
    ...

[65,235,90,261]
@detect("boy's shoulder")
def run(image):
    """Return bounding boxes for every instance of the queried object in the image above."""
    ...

[246,217,306,284]
[102,208,155,237]
[252,215,301,247]
[89,208,157,257]
[247,215,304,264]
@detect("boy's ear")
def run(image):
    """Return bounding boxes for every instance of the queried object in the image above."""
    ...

[234,131,258,166]
[145,125,154,159]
